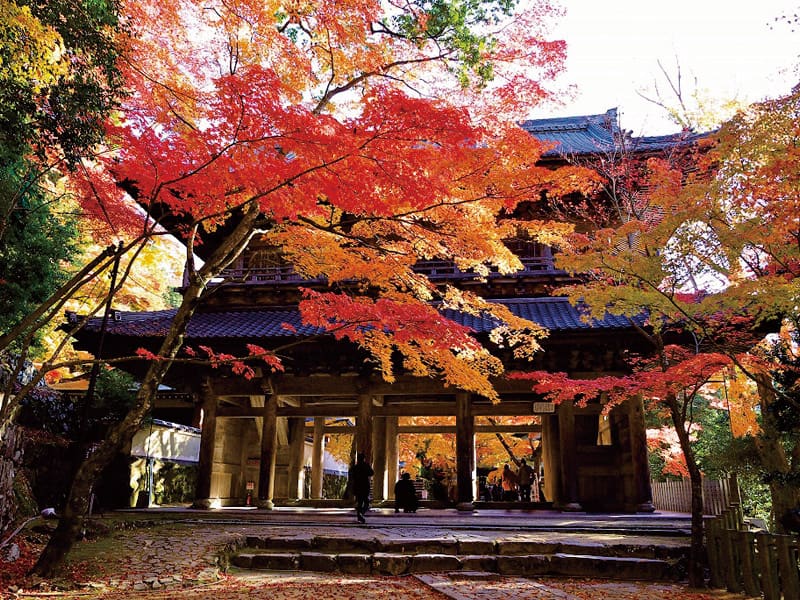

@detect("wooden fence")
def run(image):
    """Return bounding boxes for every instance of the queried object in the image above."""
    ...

[651,477,736,515]
[707,506,800,599]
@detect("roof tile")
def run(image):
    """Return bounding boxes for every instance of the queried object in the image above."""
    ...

[88,298,644,340]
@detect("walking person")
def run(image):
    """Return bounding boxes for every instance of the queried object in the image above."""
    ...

[350,452,374,523]
[501,463,518,502]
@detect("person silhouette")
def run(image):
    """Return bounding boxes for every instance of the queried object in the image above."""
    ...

[350,452,374,523]
[518,458,534,502]
[394,472,419,513]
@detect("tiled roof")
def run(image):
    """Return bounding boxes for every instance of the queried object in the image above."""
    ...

[520,109,620,157]
[74,297,644,340]
[76,308,324,338]
[520,108,710,157]
[634,131,710,151]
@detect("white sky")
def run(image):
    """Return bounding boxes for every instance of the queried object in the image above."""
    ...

[532,0,800,134]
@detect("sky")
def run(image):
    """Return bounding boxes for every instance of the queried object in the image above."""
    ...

[532,0,799,135]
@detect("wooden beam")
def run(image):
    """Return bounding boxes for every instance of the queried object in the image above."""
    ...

[209,373,541,397]
[558,401,581,510]
[628,395,655,512]
[372,415,387,501]
[304,424,541,434]
[287,417,305,500]
[218,404,354,418]
[377,403,455,416]
[217,400,602,418]
[355,393,372,461]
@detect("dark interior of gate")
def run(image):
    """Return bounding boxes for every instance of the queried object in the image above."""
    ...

[199,386,653,512]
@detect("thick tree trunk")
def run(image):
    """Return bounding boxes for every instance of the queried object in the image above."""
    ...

[32,204,261,577]
[33,365,164,575]
[754,374,800,531]
[668,393,705,588]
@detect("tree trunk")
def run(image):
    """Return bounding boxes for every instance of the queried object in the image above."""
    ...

[0,424,25,536]
[754,374,800,531]
[34,360,159,573]
[32,204,261,577]
[668,393,705,588]
[486,417,520,467]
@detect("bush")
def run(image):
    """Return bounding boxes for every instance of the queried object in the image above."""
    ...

[155,462,197,505]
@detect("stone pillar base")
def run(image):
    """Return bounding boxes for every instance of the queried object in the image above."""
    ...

[456,502,476,512]
[637,501,656,513]
[256,499,275,510]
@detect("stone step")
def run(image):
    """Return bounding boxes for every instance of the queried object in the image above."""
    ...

[242,534,688,560]
[230,550,681,581]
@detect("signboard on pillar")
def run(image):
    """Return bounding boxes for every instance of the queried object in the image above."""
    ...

[533,402,556,414]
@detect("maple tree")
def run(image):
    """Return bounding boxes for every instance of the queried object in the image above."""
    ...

[677,87,800,529]
[28,0,594,576]
[511,82,800,584]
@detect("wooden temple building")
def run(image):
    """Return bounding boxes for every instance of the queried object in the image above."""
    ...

[67,110,704,513]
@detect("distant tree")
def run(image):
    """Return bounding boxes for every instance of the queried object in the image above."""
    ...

[0,161,78,352]
[0,0,129,544]
[0,0,123,172]
[0,0,127,391]
[637,58,744,132]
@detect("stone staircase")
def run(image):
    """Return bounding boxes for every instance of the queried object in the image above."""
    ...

[229,530,689,581]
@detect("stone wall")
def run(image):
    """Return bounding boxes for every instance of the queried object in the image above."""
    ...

[0,425,28,535]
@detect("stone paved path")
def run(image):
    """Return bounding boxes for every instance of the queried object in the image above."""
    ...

[417,573,580,599]
[8,508,748,599]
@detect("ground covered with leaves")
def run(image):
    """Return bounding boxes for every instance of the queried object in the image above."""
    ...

[3,526,747,600]
[6,572,750,600]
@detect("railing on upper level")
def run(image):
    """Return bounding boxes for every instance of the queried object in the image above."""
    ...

[213,254,566,286]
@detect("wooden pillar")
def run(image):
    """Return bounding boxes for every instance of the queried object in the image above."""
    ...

[558,401,582,511]
[372,416,387,501]
[193,380,217,508]
[311,417,325,499]
[191,401,203,428]
[386,416,399,500]
[541,414,559,505]
[628,395,655,512]
[257,393,278,509]
[355,393,373,462]
[287,417,306,501]
[455,393,475,510]
[238,421,250,504]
